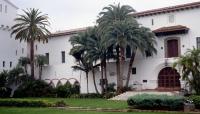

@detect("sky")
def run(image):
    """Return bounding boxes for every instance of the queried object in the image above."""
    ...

[10,0,200,32]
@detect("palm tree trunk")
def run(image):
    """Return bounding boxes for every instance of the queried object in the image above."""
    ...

[100,62,104,94]
[103,59,108,93]
[39,66,42,80]
[125,51,135,88]
[86,72,89,94]
[116,47,122,93]
[25,65,28,75]
[120,47,125,86]
[30,41,35,79]
[92,68,100,94]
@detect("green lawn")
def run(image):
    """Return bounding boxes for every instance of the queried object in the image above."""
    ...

[0,108,189,114]
[2,98,128,109]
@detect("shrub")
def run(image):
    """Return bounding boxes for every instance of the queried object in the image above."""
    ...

[187,95,200,109]
[54,100,67,107]
[0,87,12,98]
[56,82,72,98]
[103,92,116,99]
[13,80,55,98]
[0,99,52,107]
[70,93,103,98]
[127,94,184,111]
[106,83,116,92]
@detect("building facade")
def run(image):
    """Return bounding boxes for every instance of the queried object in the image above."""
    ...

[0,0,27,72]
[2,1,200,93]
[36,2,200,93]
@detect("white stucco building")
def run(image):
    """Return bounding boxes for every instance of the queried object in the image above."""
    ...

[0,0,27,72]
[1,0,200,93]
[36,1,200,93]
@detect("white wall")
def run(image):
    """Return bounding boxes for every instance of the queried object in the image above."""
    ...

[0,0,27,71]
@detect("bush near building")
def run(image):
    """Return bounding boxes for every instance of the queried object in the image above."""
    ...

[187,95,200,109]
[127,94,184,111]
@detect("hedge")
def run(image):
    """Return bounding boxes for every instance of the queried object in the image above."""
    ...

[187,95,200,109]
[127,94,184,111]
[0,99,53,107]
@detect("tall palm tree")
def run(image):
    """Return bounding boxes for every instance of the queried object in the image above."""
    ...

[97,4,137,92]
[11,8,51,79]
[35,55,48,80]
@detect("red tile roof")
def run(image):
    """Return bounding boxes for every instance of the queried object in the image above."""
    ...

[153,25,189,36]
[133,1,200,17]
[50,27,87,37]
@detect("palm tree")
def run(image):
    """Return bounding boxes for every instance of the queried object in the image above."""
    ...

[18,57,30,75]
[35,55,48,80]
[70,28,104,94]
[97,4,137,92]
[125,27,157,87]
[84,28,104,93]
[174,48,200,95]
[72,58,92,94]
[11,8,51,79]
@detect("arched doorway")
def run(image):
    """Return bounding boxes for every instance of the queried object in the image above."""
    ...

[158,67,181,91]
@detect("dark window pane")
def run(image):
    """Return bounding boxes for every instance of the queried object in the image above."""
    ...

[61,51,65,63]
[45,53,49,64]
[132,67,136,74]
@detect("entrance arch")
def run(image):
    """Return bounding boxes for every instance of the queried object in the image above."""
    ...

[158,67,181,91]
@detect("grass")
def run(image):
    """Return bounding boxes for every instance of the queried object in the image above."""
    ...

[1,98,128,109]
[0,108,190,114]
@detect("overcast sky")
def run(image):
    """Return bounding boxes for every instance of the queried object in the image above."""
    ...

[10,0,199,32]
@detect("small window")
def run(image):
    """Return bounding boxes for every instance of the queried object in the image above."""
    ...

[169,15,174,23]
[35,45,38,50]
[3,61,5,67]
[132,67,136,74]
[0,4,2,12]
[151,19,154,25]
[10,62,12,68]
[16,50,18,56]
[5,5,7,13]
[145,50,152,57]
[143,80,147,83]
[196,37,200,48]
[45,53,49,64]
[61,51,65,63]
[22,48,24,54]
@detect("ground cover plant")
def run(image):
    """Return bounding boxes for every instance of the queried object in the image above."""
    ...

[127,94,184,111]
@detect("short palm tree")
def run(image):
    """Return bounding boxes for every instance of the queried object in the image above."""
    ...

[174,48,200,95]
[35,55,48,80]
[11,8,51,79]
[18,57,30,75]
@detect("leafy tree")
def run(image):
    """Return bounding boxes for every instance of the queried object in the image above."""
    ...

[35,55,48,80]
[11,8,51,79]
[174,48,200,95]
